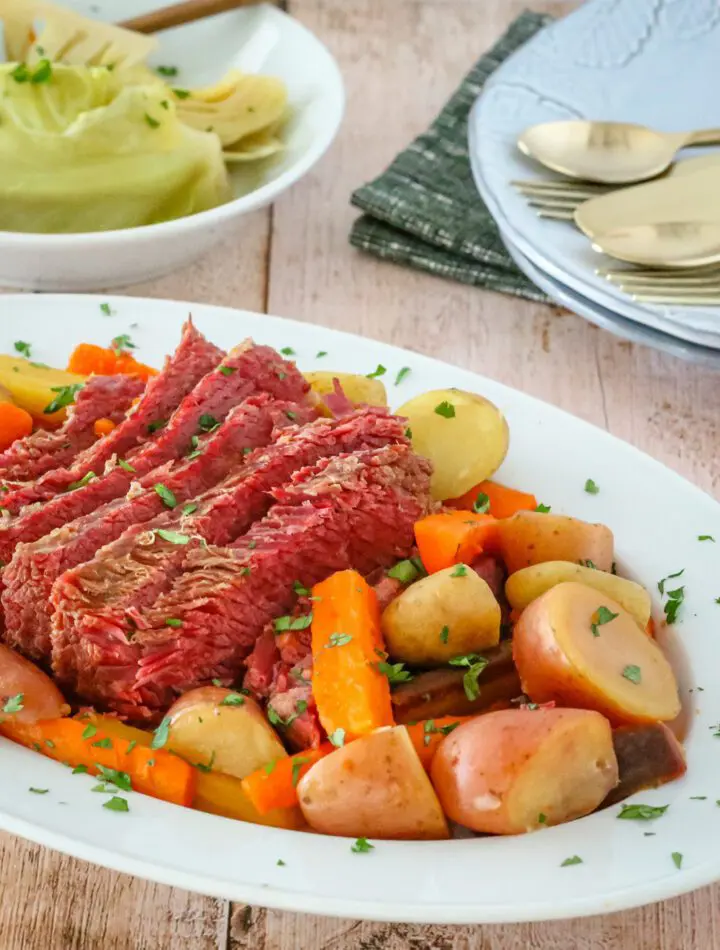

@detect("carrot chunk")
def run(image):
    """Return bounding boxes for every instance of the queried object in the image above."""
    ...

[67,343,118,376]
[406,715,473,769]
[414,511,499,574]
[311,570,394,737]
[449,480,538,519]
[241,745,332,814]
[93,417,116,437]
[0,403,33,451]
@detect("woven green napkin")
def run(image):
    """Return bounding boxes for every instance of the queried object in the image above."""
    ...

[350,10,551,302]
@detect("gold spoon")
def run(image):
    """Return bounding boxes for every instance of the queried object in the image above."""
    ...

[591,221,720,268]
[518,121,720,185]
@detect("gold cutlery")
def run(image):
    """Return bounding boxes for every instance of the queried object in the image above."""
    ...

[518,120,720,184]
[591,221,720,269]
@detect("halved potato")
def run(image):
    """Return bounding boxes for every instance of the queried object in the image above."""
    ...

[396,388,509,500]
[381,564,501,665]
[297,725,450,839]
[164,686,287,779]
[513,582,681,725]
[304,371,388,409]
[0,644,69,725]
[506,561,651,629]
[431,707,618,834]
[0,356,86,424]
[497,511,614,574]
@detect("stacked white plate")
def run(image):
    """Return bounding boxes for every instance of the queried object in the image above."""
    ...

[468,0,720,366]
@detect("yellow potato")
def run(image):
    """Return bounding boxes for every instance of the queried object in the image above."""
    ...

[506,561,651,629]
[497,511,614,574]
[304,371,388,409]
[381,565,500,665]
[165,686,287,779]
[0,356,86,424]
[396,388,509,500]
[297,725,450,839]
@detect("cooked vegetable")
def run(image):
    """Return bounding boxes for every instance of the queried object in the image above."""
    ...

[603,723,687,807]
[397,389,509,500]
[304,371,388,409]
[241,745,332,814]
[0,355,86,423]
[430,707,618,834]
[164,687,288,780]
[513,583,681,724]
[297,726,450,839]
[497,511,614,574]
[406,716,472,769]
[0,644,69,724]
[0,403,33,451]
[311,570,394,738]
[2,717,195,806]
[93,417,116,437]
[66,343,157,382]
[506,561,651,629]
[414,511,499,574]
[450,480,538,519]
[381,564,500,665]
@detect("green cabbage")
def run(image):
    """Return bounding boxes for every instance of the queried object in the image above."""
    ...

[0,63,231,233]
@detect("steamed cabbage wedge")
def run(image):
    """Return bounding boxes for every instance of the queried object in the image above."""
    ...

[0,63,231,233]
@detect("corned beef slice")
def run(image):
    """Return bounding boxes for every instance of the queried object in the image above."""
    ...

[51,443,432,719]
[2,320,222,513]
[3,394,306,660]
[0,375,145,485]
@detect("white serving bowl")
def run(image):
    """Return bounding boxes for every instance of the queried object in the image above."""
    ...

[0,2,344,291]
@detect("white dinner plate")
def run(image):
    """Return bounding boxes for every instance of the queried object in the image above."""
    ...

[0,295,718,924]
[468,0,720,345]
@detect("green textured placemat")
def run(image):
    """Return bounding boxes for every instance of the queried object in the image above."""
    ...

[349,10,551,302]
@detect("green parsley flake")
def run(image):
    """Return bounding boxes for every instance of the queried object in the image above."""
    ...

[67,471,96,491]
[198,414,220,433]
[376,661,413,685]
[44,383,83,415]
[590,605,618,637]
[96,766,132,792]
[328,728,345,748]
[434,400,455,418]
[147,418,167,434]
[277,859,286,866]
[404,426,413,439]
[440,625,449,644]
[165,618,183,628]
[351,837,374,854]
[219,366,236,376]
[473,492,490,514]
[156,65,179,77]
[81,724,97,740]
[387,559,420,584]
[327,632,352,647]
[622,664,642,685]
[195,751,215,774]
[182,502,198,516]
[103,796,129,813]
[14,341,31,358]
[118,459,136,473]
[151,717,171,750]
[671,852,683,869]
[657,569,684,596]
[110,334,135,353]
[30,59,52,83]
[156,529,190,545]
[561,855,583,867]
[263,760,276,776]
[448,653,488,701]
[395,367,411,385]
[698,535,715,542]
[100,302,112,316]
[584,478,600,494]
[92,738,112,749]
[617,803,668,821]
[145,113,160,129]
[2,693,24,714]
[535,503,551,513]
[220,693,245,707]
[292,580,311,596]
[173,88,191,99]
[291,757,309,787]
[316,351,327,358]
[366,364,387,379]
[72,765,89,775]
[274,614,313,632]
[154,483,177,509]
[450,564,468,577]
[538,813,547,824]
[29,787,49,794]
[11,63,30,83]
[126,741,137,754]
[280,347,295,356]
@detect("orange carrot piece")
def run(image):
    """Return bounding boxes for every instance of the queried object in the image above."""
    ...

[406,715,473,769]
[67,343,118,376]
[311,570,394,737]
[114,354,158,382]
[241,744,332,814]
[1,717,195,807]
[646,617,655,638]
[449,480,538,520]
[0,403,33,452]
[414,511,499,574]
[93,417,116,437]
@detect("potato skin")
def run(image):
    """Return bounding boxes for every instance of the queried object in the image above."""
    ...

[0,644,69,725]
[165,687,287,780]
[297,726,450,839]
[396,388,509,501]
[497,511,614,575]
[381,565,501,665]
[513,583,680,725]
[431,707,618,834]
[304,371,388,408]
[506,561,651,628]
[0,356,86,424]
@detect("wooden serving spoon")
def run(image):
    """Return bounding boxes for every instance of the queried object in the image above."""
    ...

[120,0,275,35]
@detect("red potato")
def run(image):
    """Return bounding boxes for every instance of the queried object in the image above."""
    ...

[297,726,450,840]
[431,707,618,835]
[513,583,681,725]
[497,511,614,574]
[0,643,69,725]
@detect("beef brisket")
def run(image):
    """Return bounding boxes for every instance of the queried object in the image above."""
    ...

[51,443,432,719]
[0,375,145,485]
[3,394,306,661]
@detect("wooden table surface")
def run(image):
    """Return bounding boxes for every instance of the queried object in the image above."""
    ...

[2,1,719,947]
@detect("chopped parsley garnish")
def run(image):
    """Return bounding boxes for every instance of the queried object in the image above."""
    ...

[327,632,352,647]
[590,605,618,637]
[165,618,183,628]
[263,760,276,776]
[622,664,642,685]
[173,88,191,99]
[376,661,413,685]
[698,535,715,542]
[450,564,468,578]
[473,492,490,514]
[72,765,88,775]
[440,625,449,644]
[103,796,129,812]
[535,503,551,513]
[671,852,683,869]
[156,529,190,545]
[366,364,386,379]
[617,803,668,821]
[316,350,327,358]
[219,366,236,376]
[351,837,374,854]
[422,720,460,746]
[11,63,30,83]
[387,559,420,584]
[280,347,295,356]
[182,502,198,516]
[268,701,307,729]
[110,334,135,353]
[67,471,96,491]
[286,410,298,421]
[2,693,24,714]
[96,765,132,792]
[664,585,685,624]
[657,568,684,596]
[147,418,167,434]
[44,383,83,415]
[144,113,160,129]
[154,483,177,509]
[14,341,31,358]
[118,459,136,473]
[561,855,583,867]
[30,58,52,83]
[434,400,455,419]
[151,716,171,750]
[220,693,245,706]
[404,426,413,439]
[156,65,179,77]
[126,741,137,754]
[291,757,309,787]
[538,813,547,824]
[584,478,599,494]
[100,302,112,316]
[29,787,48,794]
[274,614,313,632]
[81,724,97,740]
[195,751,216,773]
[45,739,55,749]
[198,414,220,433]
[582,559,597,569]
[328,728,345,748]
[92,738,112,749]
[690,796,707,800]
[292,580,311,596]
[395,367,411,385]
[448,653,489,701]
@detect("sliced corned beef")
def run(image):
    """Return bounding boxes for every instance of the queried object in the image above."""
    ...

[0,375,145,486]
[0,340,307,567]
[50,408,406,674]
[3,394,305,661]
[51,443,432,720]
[2,320,222,513]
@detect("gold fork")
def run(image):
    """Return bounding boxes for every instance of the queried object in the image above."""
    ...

[511,179,612,219]
[598,264,720,304]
